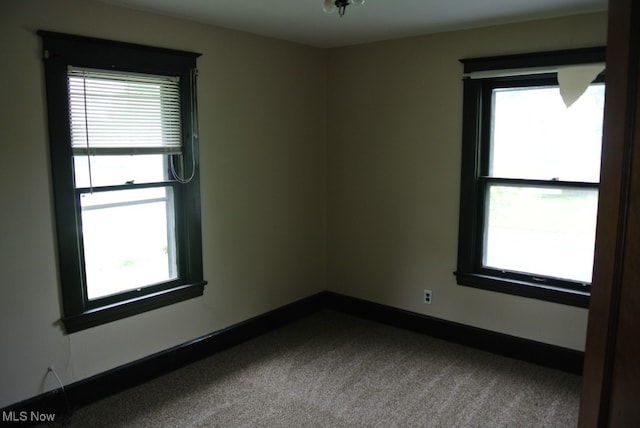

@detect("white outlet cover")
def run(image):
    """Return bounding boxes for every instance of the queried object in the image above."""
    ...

[424,290,432,304]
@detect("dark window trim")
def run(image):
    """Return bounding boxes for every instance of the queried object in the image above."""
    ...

[456,47,606,309]
[63,282,207,333]
[460,46,606,74]
[40,31,206,333]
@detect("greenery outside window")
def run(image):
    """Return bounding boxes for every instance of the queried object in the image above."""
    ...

[40,31,206,333]
[455,47,606,308]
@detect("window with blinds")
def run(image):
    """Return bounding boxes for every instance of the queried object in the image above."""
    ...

[68,67,183,156]
[67,67,183,301]
[40,30,205,333]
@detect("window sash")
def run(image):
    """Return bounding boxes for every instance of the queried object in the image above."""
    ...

[479,179,598,288]
[68,67,183,156]
[487,82,605,183]
[78,184,179,301]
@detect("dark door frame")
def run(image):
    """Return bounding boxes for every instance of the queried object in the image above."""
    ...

[579,0,640,425]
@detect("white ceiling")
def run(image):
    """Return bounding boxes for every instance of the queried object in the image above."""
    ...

[97,0,608,48]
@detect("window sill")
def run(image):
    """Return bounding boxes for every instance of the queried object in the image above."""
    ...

[62,281,207,334]
[454,272,589,308]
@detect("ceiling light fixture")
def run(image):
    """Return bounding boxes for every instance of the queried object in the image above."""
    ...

[323,0,365,18]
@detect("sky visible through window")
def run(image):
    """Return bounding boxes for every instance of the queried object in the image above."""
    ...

[484,83,605,283]
[80,185,177,300]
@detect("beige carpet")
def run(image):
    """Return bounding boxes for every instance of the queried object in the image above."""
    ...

[56,311,581,427]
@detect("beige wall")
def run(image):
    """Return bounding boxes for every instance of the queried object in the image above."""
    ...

[327,12,607,351]
[0,0,608,409]
[0,0,326,407]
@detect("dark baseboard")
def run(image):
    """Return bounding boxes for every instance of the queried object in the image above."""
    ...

[2,290,583,424]
[1,293,325,424]
[322,291,584,375]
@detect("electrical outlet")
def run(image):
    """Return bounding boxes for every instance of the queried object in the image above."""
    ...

[424,289,432,304]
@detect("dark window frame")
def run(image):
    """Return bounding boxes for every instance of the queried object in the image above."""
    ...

[40,31,207,333]
[455,47,606,309]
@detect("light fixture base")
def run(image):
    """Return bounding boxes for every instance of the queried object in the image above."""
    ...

[322,0,365,17]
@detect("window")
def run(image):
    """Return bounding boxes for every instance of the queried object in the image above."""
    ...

[455,47,606,308]
[40,31,206,332]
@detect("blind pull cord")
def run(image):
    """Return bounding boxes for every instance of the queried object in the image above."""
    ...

[81,71,93,194]
[170,68,198,184]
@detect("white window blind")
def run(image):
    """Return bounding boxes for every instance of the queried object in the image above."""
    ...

[68,67,182,155]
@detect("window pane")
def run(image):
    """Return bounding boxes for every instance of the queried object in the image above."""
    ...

[80,187,177,300]
[491,84,605,182]
[74,155,167,188]
[483,185,598,283]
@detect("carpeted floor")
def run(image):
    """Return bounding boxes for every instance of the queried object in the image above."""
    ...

[56,310,581,427]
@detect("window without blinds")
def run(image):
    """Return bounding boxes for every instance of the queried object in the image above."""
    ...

[455,47,606,307]
[482,83,604,285]
[67,67,183,155]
